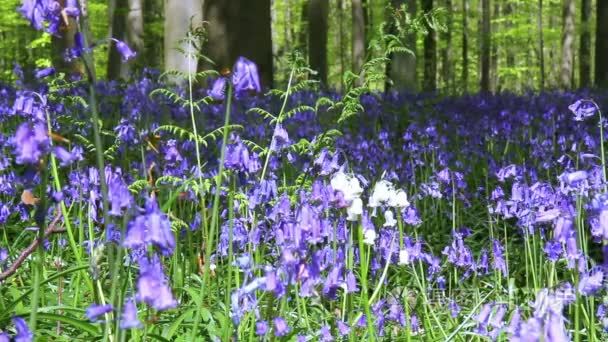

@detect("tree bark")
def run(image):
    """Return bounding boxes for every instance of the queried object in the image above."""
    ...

[560,0,575,88]
[164,0,203,80]
[308,0,329,85]
[596,0,608,88]
[462,0,468,92]
[480,0,490,92]
[386,0,417,92]
[51,0,82,76]
[441,0,453,92]
[579,0,591,88]
[204,0,274,88]
[143,0,163,69]
[108,0,143,79]
[422,0,436,91]
[352,0,366,81]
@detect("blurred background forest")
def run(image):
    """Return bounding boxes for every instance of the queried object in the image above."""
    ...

[1,0,607,93]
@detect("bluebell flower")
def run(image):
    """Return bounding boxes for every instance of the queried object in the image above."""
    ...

[64,0,80,18]
[0,331,9,342]
[120,298,142,329]
[232,56,261,96]
[113,39,137,62]
[273,317,290,337]
[19,0,62,35]
[12,316,33,342]
[135,255,177,311]
[11,122,49,165]
[255,321,268,336]
[85,304,113,322]
[34,67,55,79]
[569,99,597,121]
[124,197,175,255]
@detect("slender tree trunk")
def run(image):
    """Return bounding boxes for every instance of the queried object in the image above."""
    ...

[298,1,309,61]
[580,0,591,87]
[338,0,346,90]
[422,0,436,91]
[52,0,83,76]
[538,0,545,90]
[164,0,203,80]
[462,0,469,92]
[308,0,329,85]
[108,0,143,79]
[504,0,514,68]
[143,0,163,69]
[480,0,490,92]
[204,0,274,88]
[491,1,499,92]
[441,0,453,92]
[386,0,418,92]
[352,0,366,81]
[560,0,575,88]
[596,0,608,88]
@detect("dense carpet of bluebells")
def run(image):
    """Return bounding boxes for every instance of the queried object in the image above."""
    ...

[2,63,608,341]
[2,2,608,341]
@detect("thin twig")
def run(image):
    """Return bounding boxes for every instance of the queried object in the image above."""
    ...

[0,211,65,282]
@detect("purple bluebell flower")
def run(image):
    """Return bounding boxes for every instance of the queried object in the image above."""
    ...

[64,0,80,18]
[319,325,333,341]
[337,320,350,336]
[578,268,604,296]
[85,304,113,322]
[19,0,62,35]
[114,40,137,62]
[12,316,33,342]
[34,67,55,79]
[208,77,227,100]
[232,56,262,95]
[124,197,175,255]
[120,298,142,329]
[569,99,597,121]
[255,321,269,336]
[0,332,9,342]
[273,317,290,337]
[11,122,49,164]
[135,255,178,311]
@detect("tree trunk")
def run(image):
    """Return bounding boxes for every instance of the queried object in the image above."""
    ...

[480,0,490,92]
[143,0,163,69]
[386,0,418,92]
[537,0,545,89]
[560,0,575,88]
[579,0,591,87]
[422,0,436,91]
[338,0,346,90]
[108,0,144,79]
[504,0,514,69]
[462,0,468,92]
[51,0,82,76]
[596,0,608,88]
[352,0,366,81]
[308,0,329,85]
[204,0,274,88]
[491,1,499,92]
[441,0,453,92]
[164,0,203,80]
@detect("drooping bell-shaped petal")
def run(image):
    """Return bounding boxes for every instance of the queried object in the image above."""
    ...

[135,255,178,311]
[115,40,137,62]
[208,77,227,100]
[85,304,113,322]
[34,67,55,79]
[12,316,33,342]
[11,122,49,165]
[119,298,142,329]
[273,317,290,337]
[232,56,261,95]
